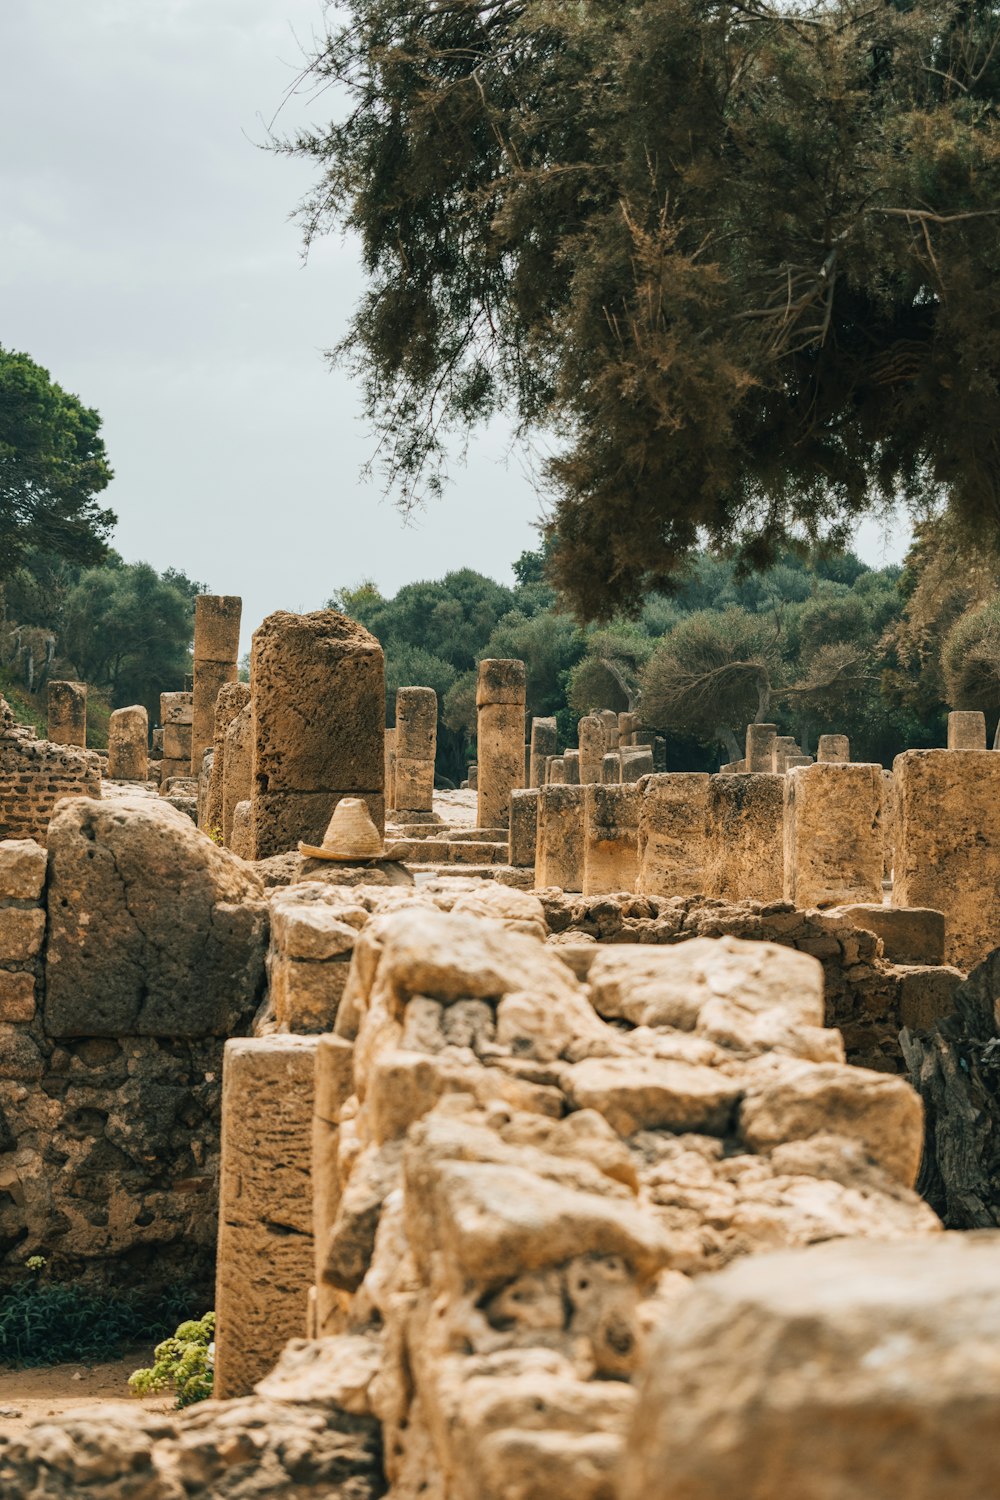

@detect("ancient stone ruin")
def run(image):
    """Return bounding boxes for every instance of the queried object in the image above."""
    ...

[1,616,999,1497]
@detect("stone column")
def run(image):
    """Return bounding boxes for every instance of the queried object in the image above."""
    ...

[509,787,539,870]
[563,749,581,784]
[313,1034,355,1338]
[584,782,640,895]
[201,682,250,838]
[223,702,253,847]
[706,773,784,902]
[384,728,397,812]
[947,711,987,750]
[784,762,883,908]
[602,752,622,784]
[894,749,1000,967]
[636,773,711,897]
[535,784,585,890]
[599,709,619,752]
[476,659,525,831]
[160,691,193,790]
[191,595,242,774]
[468,763,478,791]
[215,1035,318,1398]
[394,687,437,812]
[578,714,605,785]
[785,754,813,770]
[251,611,385,859]
[529,717,558,789]
[107,706,148,782]
[746,723,778,773]
[47,681,86,747]
[770,736,798,773]
[622,748,654,782]
[547,757,566,784]
[817,734,851,763]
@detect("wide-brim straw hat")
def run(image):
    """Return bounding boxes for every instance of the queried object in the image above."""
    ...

[298,798,386,862]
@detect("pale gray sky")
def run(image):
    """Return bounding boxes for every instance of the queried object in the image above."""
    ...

[1,0,907,653]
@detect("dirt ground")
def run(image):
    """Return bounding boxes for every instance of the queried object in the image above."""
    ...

[0,1350,173,1435]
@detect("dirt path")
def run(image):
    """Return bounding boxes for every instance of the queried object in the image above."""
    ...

[0,1350,173,1435]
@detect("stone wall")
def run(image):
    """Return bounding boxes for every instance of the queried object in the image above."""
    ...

[0,698,100,842]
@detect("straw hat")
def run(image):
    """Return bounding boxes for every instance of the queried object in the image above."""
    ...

[298,798,385,862]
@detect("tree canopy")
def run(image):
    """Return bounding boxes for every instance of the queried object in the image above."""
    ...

[283,0,1000,617]
[0,347,115,577]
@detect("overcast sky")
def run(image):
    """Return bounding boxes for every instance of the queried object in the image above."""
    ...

[1,0,908,653]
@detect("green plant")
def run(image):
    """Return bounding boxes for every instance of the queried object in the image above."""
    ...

[129,1311,215,1408]
[0,1259,198,1368]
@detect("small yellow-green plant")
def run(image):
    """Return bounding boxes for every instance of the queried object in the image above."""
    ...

[129,1311,215,1408]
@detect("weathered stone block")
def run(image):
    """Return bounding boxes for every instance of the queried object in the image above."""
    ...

[784,762,883,908]
[0,838,47,901]
[477,661,526,831]
[0,907,45,962]
[745,722,777,773]
[706,773,783,903]
[107,705,148,782]
[160,691,193,726]
[817,733,850,762]
[536,785,585,891]
[578,714,604,786]
[45,796,267,1036]
[0,971,35,1022]
[509,788,538,869]
[834,903,945,965]
[270,955,351,1033]
[583,783,639,895]
[529,717,557,789]
[897,965,964,1030]
[948,710,987,750]
[636,773,710,897]
[46,680,87,747]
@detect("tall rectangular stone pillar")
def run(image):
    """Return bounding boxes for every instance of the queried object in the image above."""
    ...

[191,595,242,774]
[584,782,640,895]
[384,727,397,812]
[529,717,558,789]
[215,1035,317,1398]
[159,691,193,791]
[223,702,253,847]
[622,748,654,782]
[599,709,619,752]
[636,773,711,896]
[476,659,525,831]
[602,752,621,784]
[509,787,538,870]
[47,680,87,747]
[578,714,604,786]
[313,1034,355,1338]
[107,705,148,782]
[894,749,1000,967]
[784,762,883,908]
[251,611,385,858]
[618,711,639,745]
[394,686,437,812]
[746,723,778,773]
[563,749,581,785]
[706,773,784,902]
[536,784,585,890]
[947,711,987,750]
[201,682,250,838]
[817,734,851,763]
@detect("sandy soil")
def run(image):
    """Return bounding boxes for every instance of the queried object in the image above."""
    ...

[433,788,477,826]
[0,1350,173,1435]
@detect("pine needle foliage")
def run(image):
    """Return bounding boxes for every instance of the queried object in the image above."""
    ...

[281,0,1000,617]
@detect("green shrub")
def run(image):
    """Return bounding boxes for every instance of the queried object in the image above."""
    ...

[129,1311,215,1408]
[0,1259,197,1368]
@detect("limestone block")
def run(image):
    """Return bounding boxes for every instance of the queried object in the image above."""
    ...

[107,706,148,782]
[897,965,964,1030]
[270,891,361,961]
[394,756,435,812]
[536,785,585,891]
[745,722,777,773]
[783,762,883,908]
[618,711,639,744]
[785,754,812,768]
[202,680,250,838]
[833,903,945,965]
[0,838,47,901]
[562,749,580,785]
[161,723,191,762]
[599,709,619,751]
[529,717,557,789]
[562,1055,741,1135]
[46,680,86,747]
[222,702,252,846]
[739,1056,923,1186]
[621,748,653,783]
[270,955,351,1033]
[601,752,621,784]
[706,773,784,903]
[194,593,242,663]
[547,757,565,785]
[583,783,639,895]
[477,660,525,831]
[151,728,163,758]
[882,767,895,879]
[0,970,35,1022]
[215,1035,318,1398]
[893,749,1000,968]
[231,799,253,859]
[395,687,437,809]
[0,907,45,961]
[770,735,797,773]
[578,714,605,786]
[509,788,538,869]
[468,763,478,791]
[192,657,236,773]
[948,709,987,750]
[251,610,385,857]
[384,726,397,811]
[45,795,266,1036]
[636,773,710,897]
[619,1234,1000,1500]
[160,691,193,726]
[817,733,850,762]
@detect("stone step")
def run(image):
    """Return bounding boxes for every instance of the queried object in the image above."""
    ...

[447,828,507,843]
[411,863,534,888]
[388,838,508,865]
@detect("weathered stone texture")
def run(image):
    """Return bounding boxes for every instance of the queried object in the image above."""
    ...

[107,704,148,782]
[158,690,193,789]
[784,761,883,907]
[394,686,437,812]
[745,722,777,773]
[223,700,253,847]
[45,795,266,1037]
[817,732,850,762]
[529,716,557,789]
[509,787,538,869]
[583,782,639,894]
[620,1234,1000,1500]
[191,595,242,772]
[536,784,585,891]
[215,1035,318,1399]
[894,748,1000,967]
[705,772,783,902]
[947,709,987,749]
[46,679,87,747]
[578,713,605,786]
[476,659,525,831]
[0,697,101,843]
[202,681,251,838]
[636,773,710,896]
